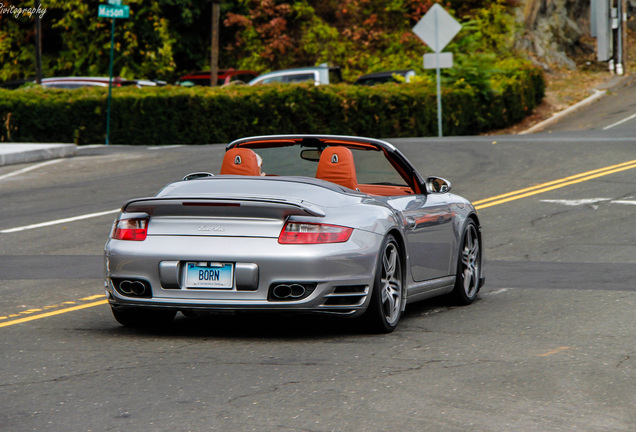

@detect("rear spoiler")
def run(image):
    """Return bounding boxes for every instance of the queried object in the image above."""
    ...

[121,197,326,219]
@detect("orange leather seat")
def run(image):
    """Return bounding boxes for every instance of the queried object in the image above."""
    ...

[315,146,358,190]
[220,148,261,176]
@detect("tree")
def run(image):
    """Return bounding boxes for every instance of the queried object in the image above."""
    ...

[1,0,180,81]
[0,0,521,83]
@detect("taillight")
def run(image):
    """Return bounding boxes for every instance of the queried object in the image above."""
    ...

[111,218,148,241]
[278,222,353,244]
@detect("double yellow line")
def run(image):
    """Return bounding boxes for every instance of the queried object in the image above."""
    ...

[2,158,636,328]
[474,159,636,210]
[0,296,108,328]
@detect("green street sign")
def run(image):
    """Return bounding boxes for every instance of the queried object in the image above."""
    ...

[98,4,129,19]
[98,1,130,144]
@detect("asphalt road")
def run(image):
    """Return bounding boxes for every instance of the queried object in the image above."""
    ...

[1,87,635,431]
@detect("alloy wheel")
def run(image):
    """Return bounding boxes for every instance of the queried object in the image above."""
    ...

[381,241,402,326]
[460,223,480,299]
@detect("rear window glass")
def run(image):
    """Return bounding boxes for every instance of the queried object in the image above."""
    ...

[243,145,408,187]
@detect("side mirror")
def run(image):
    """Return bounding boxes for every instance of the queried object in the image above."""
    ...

[426,176,451,193]
[183,172,214,181]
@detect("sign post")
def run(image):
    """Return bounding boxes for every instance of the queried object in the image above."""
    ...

[211,1,221,86]
[413,4,461,137]
[98,1,129,145]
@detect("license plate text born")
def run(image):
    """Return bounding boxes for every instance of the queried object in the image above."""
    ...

[185,262,233,289]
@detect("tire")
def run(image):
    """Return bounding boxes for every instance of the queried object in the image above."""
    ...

[111,305,176,328]
[451,220,481,305]
[361,234,404,333]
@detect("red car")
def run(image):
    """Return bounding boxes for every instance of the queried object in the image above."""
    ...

[176,70,258,87]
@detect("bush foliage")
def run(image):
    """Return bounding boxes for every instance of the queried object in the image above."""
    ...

[1,1,542,144]
[0,58,544,145]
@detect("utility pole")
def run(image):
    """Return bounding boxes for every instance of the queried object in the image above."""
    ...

[591,0,627,75]
[34,0,42,84]
[621,0,627,73]
[615,0,624,75]
[210,1,220,86]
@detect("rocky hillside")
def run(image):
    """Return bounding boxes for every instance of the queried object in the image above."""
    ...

[519,0,635,70]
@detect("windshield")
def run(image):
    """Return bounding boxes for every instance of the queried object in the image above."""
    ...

[240,145,408,187]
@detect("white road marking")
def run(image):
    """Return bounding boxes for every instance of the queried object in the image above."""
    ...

[148,145,183,150]
[603,112,636,130]
[540,198,611,206]
[611,200,636,205]
[0,209,120,233]
[77,144,105,149]
[0,159,62,181]
[541,198,636,207]
[483,288,510,296]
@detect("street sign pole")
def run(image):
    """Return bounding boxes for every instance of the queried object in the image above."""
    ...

[105,18,115,145]
[412,4,461,138]
[98,1,129,145]
[434,8,442,137]
[210,1,220,86]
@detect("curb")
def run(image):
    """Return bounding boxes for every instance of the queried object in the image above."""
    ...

[519,74,632,135]
[519,89,607,134]
[0,143,77,167]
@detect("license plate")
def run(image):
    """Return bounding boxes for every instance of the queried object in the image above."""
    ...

[185,262,234,289]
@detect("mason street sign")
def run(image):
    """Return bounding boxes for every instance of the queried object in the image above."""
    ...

[98,4,129,19]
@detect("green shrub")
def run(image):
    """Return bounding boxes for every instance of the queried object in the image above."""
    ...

[0,62,544,144]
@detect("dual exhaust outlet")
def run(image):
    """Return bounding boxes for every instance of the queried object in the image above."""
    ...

[271,283,307,300]
[118,280,148,296]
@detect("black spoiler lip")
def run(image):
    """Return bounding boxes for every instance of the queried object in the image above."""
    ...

[120,196,327,218]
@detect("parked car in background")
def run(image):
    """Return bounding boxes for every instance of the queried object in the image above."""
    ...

[0,78,34,89]
[40,77,165,89]
[133,79,167,87]
[175,70,258,87]
[248,65,342,86]
[354,70,416,86]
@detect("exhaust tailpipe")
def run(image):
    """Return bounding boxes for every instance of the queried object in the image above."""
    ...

[272,284,306,300]
[119,280,147,296]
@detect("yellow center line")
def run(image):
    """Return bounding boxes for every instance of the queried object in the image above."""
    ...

[475,159,636,210]
[538,346,572,357]
[0,300,108,328]
[3,159,636,328]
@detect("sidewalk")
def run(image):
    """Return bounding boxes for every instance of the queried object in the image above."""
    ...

[0,143,77,167]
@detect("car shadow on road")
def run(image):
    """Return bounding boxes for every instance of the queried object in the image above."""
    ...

[112,312,364,340]
[104,296,467,340]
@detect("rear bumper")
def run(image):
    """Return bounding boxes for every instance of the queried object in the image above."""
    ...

[104,231,381,316]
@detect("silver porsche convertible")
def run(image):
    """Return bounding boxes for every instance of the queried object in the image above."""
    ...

[104,135,484,333]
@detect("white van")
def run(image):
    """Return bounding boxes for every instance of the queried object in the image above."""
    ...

[248,65,342,86]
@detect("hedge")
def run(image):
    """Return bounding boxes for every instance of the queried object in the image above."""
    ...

[0,65,544,145]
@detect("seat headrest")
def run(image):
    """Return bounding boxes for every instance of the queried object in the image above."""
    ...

[315,146,358,190]
[220,148,262,176]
